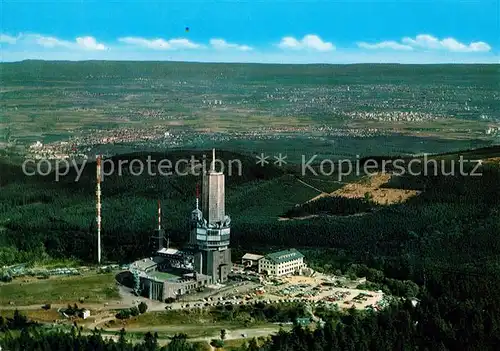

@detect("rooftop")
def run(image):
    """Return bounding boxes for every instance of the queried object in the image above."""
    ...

[242,253,264,261]
[149,271,182,282]
[296,317,312,326]
[265,249,304,264]
[131,257,163,271]
[157,247,182,256]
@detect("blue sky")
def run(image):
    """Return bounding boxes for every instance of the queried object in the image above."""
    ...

[1,0,498,63]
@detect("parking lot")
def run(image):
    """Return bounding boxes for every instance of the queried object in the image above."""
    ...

[172,271,386,311]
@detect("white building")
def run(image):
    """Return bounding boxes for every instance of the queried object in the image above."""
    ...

[30,141,43,149]
[258,249,305,277]
[80,309,90,319]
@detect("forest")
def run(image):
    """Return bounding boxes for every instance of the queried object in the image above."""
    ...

[1,148,499,268]
[1,147,500,349]
[1,148,499,283]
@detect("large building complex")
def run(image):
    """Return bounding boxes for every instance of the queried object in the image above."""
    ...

[258,249,306,277]
[130,150,232,301]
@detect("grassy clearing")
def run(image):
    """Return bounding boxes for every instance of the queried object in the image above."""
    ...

[125,309,215,327]
[0,308,60,322]
[117,310,277,335]
[34,258,83,269]
[222,339,251,349]
[0,273,118,305]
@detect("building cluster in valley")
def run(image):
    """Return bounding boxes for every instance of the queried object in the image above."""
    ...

[127,149,308,302]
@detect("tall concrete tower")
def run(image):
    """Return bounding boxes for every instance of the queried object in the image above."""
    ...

[202,149,225,224]
[192,149,232,283]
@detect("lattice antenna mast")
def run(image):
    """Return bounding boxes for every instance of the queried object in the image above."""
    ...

[157,199,161,231]
[196,183,200,210]
[158,199,168,249]
[96,155,102,264]
[212,148,216,172]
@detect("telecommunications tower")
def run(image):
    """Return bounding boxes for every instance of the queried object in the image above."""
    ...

[96,155,102,264]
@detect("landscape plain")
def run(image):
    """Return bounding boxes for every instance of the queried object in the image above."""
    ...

[1,61,500,350]
[1,62,499,161]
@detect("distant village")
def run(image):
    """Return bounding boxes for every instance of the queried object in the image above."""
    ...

[21,123,499,162]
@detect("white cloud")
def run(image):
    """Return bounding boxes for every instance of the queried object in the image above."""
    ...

[33,35,73,48]
[76,36,106,51]
[402,34,440,49]
[469,42,492,52]
[359,35,491,53]
[118,37,170,49]
[357,41,413,51]
[402,34,491,52]
[210,38,252,51]
[278,35,335,52]
[118,37,200,50]
[13,34,108,51]
[168,38,200,49]
[0,34,17,44]
[0,32,494,62]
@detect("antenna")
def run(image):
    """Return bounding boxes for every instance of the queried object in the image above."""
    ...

[212,148,216,172]
[96,155,102,265]
[157,199,161,231]
[196,183,200,210]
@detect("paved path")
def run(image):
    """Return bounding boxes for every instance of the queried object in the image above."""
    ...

[192,326,282,342]
[100,325,282,345]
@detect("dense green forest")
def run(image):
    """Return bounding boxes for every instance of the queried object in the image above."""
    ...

[1,147,500,349]
[1,148,500,279]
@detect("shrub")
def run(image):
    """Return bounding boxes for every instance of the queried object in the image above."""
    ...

[116,309,131,320]
[210,339,224,348]
[64,304,80,316]
[0,273,12,282]
[130,307,139,317]
[138,301,148,314]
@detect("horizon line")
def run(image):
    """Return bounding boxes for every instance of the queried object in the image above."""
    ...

[1,59,499,65]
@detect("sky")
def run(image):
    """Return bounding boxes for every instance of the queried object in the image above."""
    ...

[1,0,499,63]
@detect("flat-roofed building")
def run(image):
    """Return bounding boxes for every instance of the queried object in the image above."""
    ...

[138,267,213,301]
[258,249,305,277]
[242,253,264,267]
[131,257,163,274]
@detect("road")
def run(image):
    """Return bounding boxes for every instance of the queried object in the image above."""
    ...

[1,280,383,315]
[1,273,384,346]
[0,281,263,314]
[192,326,282,342]
[99,325,284,347]
[104,324,282,339]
